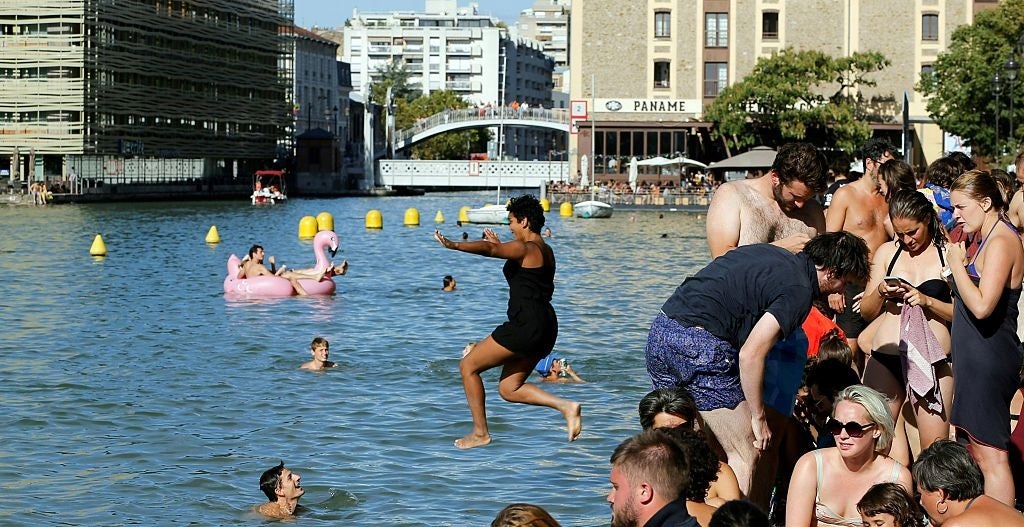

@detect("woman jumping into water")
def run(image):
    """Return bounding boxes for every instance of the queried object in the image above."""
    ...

[434,195,582,449]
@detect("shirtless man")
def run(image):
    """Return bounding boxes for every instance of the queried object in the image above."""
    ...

[238,244,326,296]
[702,142,829,506]
[825,137,896,367]
[255,461,304,519]
[706,142,828,259]
[1007,150,1024,231]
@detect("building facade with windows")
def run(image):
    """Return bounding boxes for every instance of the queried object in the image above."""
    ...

[0,0,293,187]
[515,0,571,99]
[567,0,998,182]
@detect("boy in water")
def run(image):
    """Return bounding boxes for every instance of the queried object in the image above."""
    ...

[256,461,304,519]
[300,337,336,370]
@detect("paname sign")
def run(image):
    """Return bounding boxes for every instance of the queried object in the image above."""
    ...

[594,99,702,114]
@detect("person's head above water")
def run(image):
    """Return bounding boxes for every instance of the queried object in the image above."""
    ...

[442,275,456,291]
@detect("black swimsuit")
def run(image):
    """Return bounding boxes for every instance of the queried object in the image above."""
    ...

[491,249,558,360]
[872,245,951,384]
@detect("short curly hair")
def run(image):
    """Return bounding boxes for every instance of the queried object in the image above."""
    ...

[659,427,719,502]
[506,194,545,233]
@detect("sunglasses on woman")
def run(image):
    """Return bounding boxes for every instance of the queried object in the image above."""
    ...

[825,418,876,438]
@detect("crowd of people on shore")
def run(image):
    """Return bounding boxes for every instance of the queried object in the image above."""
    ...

[249,139,1024,526]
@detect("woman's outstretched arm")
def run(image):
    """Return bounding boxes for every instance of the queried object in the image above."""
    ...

[435,229,530,260]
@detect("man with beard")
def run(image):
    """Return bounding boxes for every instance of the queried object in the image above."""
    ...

[705,142,828,259]
[607,430,698,527]
[256,461,305,519]
[825,137,897,368]
[645,232,871,503]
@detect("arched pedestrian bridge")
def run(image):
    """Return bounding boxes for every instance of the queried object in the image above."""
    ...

[393,107,570,151]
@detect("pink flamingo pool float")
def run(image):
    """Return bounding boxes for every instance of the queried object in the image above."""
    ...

[224,230,339,298]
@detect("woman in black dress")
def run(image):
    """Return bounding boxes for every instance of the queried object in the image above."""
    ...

[946,170,1024,504]
[435,195,582,449]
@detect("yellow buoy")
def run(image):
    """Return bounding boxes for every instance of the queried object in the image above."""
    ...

[298,216,318,239]
[458,206,471,223]
[316,212,334,232]
[89,234,107,256]
[559,202,573,217]
[434,210,445,223]
[365,209,383,229]
[205,225,220,244]
[540,198,550,212]
[404,207,420,226]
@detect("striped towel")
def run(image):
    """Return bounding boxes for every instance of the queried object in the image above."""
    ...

[900,304,946,413]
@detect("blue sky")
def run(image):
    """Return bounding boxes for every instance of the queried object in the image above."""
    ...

[294,0,536,29]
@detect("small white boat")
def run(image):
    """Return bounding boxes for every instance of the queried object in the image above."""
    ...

[465,204,509,224]
[575,200,613,218]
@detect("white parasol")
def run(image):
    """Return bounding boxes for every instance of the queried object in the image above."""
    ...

[628,156,638,191]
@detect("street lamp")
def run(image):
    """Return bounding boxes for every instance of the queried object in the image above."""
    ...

[993,73,1004,156]
[1007,58,1019,152]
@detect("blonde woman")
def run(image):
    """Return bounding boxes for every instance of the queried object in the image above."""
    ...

[946,170,1024,504]
[786,385,912,527]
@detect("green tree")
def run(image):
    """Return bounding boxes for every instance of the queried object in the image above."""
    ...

[396,90,490,160]
[918,0,1024,158]
[705,48,889,153]
[369,59,420,107]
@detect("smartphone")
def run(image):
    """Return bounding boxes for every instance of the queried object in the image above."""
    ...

[883,276,911,288]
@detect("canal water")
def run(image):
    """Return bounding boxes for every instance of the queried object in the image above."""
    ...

[0,193,711,526]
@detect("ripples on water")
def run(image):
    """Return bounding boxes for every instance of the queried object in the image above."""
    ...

[0,193,711,526]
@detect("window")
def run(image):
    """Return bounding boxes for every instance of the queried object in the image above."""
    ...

[655,11,671,38]
[922,13,938,41]
[705,13,728,48]
[704,62,727,97]
[762,11,778,40]
[654,60,670,89]
[921,63,935,78]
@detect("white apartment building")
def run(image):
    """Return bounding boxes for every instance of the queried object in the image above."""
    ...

[516,0,570,72]
[339,0,557,160]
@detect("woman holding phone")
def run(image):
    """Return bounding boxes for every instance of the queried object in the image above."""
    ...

[860,190,954,465]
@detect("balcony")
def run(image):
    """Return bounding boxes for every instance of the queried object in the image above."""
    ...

[446,44,472,55]
[368,44,392,54]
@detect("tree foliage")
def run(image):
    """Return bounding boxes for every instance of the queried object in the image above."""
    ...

[370,59,420,107]
[395,90,490,160]
[918,0,1024,158]
[705,48,890,153]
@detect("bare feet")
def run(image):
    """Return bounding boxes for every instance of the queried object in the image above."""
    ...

[454,432,491,449]
[337,260,348,275]
[564,402,582,442]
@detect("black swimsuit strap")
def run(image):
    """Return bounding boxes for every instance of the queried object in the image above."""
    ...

[886,245,903,276]
[886,243,945,277]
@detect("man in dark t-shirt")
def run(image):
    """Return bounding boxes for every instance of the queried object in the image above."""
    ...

[644,231,870,500]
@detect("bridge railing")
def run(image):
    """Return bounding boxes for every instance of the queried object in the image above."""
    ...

[394,107,570,148]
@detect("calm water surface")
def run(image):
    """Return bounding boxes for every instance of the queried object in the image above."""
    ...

[0,193,711,526]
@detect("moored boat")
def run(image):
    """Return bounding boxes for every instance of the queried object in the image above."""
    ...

[465,204,510,224]
[575,200,613,218]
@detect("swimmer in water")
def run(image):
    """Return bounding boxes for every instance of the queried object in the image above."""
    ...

[300,337,336,370]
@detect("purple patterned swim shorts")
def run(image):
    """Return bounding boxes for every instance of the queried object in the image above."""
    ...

[645,312,743,411]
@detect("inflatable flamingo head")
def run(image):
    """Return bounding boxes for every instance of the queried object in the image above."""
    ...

[314,230,339,258]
